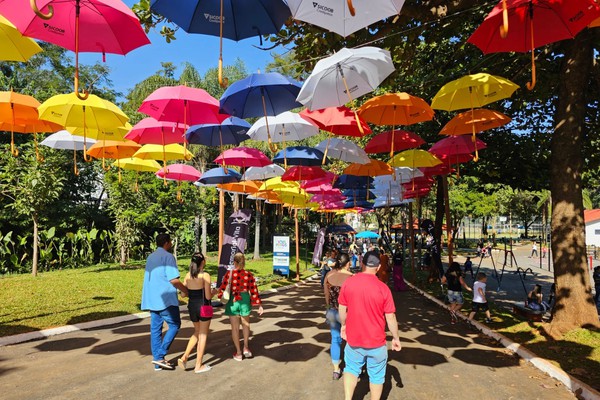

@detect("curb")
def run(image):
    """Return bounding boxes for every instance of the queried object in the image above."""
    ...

[0,274,320,348]
[405,280,600,400]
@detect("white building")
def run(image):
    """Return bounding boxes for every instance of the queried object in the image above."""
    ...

[584,210,600,247]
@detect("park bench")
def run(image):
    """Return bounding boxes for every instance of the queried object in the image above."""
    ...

[512,303,544,322]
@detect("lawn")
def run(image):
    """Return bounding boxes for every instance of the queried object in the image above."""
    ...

[0,252,317,337]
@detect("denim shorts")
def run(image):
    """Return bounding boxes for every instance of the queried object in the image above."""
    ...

[447,290,464,305]
[344,345,388,385]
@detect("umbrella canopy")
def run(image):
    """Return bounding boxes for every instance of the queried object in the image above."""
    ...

[315,137,369,164]
[430,135,487,158]
[272,146,328,166]
[364,130,425,154]
[218,180,262,195]
[132,143,193,161]
[281,166,328,182]
[311,192,346,203]
[431,73,519,111]
[0,14,42,62]
[40,129,97,150]
[344,200,373,210]
[333,174,373,189]
[68,124,130,141]
[248,111,319,143]
[139,85,223,126]
[297,47,395,111]
[186,117,250,146]
[326,223,355,234]
[343,159,393,177]
[125,117,187,145]
[342,189,376,199]
[258,176,300,192]
[389,149,442,168]
[358,92,434,126]
[0,90,42,155]
[439,108,511,135]
[300,106,371,137]
[214,147,272,168]
[113,157,161,172]
[287,0,405,37]
[468,0,600,89]
[197,167,241,185]
[86,139,141,171]
[242,164,285,181]
[156,164,202,182]
[355,230,380,239]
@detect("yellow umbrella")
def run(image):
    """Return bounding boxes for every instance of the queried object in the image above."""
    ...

[113,157,161,191]
[132,143,193,185]
[389,149,442,169]
[68,122,131,141]
[0,15,42,62]
[38,92,129,164]
[258,177,300,192]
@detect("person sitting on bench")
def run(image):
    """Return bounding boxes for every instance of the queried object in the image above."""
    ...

[527,284,551,312]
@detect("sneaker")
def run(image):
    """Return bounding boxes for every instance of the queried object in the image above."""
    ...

[154,365,162,372]
[152,359,175,370]
[243,349,253,358]
[233,353,243,362]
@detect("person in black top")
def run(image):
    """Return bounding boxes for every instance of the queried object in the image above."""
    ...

[592,266,600,305]
[392,245,407,291]
[441,262,472,324]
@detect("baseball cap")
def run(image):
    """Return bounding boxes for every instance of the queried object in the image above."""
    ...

[362,251,380,267]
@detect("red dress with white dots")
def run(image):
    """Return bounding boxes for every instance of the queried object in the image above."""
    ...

[219,269,262,305]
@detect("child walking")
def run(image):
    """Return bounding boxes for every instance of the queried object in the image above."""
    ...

[468,272,492,323]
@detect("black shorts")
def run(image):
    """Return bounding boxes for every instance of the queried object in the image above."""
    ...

[472,302,489,312]
[187,300,212,322]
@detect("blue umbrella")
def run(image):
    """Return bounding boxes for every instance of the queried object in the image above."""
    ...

[326,223,356,234]
[334,174,374,189]
[342,189,376,199]
[272,146,328,167]
[355,231,380,239]
[196,167,241,186]
[186,117,251,146]
[344,200,374,210]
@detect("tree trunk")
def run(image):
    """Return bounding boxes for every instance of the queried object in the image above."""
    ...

[194,214,200,253]
[120,241,127,267]
[253,208,261,260]
[201,214,207,255]
[32,213,38,277]
[549,30,600,336]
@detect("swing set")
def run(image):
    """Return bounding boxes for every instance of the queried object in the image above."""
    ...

[472,241,534,293]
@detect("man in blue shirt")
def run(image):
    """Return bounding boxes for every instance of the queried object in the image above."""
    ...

[141,233,188,371]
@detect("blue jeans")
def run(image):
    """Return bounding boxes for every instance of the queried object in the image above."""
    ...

[325,308,342,363]
[150,305,181,361]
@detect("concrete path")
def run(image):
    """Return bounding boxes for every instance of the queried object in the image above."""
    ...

[0,278,577,400]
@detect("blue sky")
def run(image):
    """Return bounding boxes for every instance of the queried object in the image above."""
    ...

[78,0,283,98]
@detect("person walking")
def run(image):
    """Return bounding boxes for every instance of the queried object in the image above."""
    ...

[141,233,188,371]
[218,253,264,361]
[392,245,407,291]
[594,266,600,305]
[530,242,538,258]
[468,272,492,323]
[441,262,472,324]
[323,253,353,380]
[178,253,217,373]
[339,251,402,400]
[376,249,390,284]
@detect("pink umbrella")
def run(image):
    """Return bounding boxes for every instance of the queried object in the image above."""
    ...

[281,166,328,182]
[300,172,338,190]
[1,0,150,98]
[156,163,202,202]
[430,135,487,158]
[320,200,346,210]
[139,85,224,126]
[125,117,187,145]
[213,147,271,168]
[311,192,346,203]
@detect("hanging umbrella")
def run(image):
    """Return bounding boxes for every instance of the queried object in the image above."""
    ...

[468,0,600,90]
[218,180,262,195]
[156,163,202,202]
[296,47,395,111]
[389,149,442,169]
[214,147,272,168]
[242,164,285,181]
[197,167,241,185]
[219,72,303,151]
[344,199,373,210]
[150,0,290,87]
[1,0,150,98]
[248,111,319,143]
[0,15,42,62]
[68,123,130,141]
[333,174,373,190]
[281,166,328,182]
[259,177,300,192]
[343,159,393,177]
[430,136,487,157]
[0,90,42,156]
[355,230,380,239]
[132,143,193,161]
[439,108,511,136]
[311,192,346,204]
[41,129,96,174]
[364,130,425,155]
[287,0,405,37]
[373,167,424,183]
[186,117,250,147]
[342,189,376,199]
[38,92,130,166]
[272,146,328,166]
[315,137,369,164]
[86,139,140,169]
[125,117,187,145]
[112,157,161,191]
[0,118,63,162]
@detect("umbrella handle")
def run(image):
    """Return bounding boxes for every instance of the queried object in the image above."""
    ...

[34,133,44,162]
[346,0,356,16]
[218,57,229,88]
[499,0,508,38]
[526,17,536,91]
[30,0,53,19]
[102,157,111,172]
[10,131,18,157]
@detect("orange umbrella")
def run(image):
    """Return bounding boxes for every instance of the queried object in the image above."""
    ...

[0,118,63,160]
[218,180,261,195]
[87,139,141,173]
[0,90,41,156]
[343,159,393,177]
[440,109,510,136]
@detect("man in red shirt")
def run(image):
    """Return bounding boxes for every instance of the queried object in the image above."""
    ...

[339,251,401,400]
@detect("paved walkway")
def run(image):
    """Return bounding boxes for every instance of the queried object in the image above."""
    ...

[0,278,578,400]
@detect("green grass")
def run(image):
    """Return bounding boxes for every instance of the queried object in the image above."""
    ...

[405,264,600,392]
[0,252,317,337]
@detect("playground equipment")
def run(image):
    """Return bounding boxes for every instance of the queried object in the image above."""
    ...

[473,240,534,293]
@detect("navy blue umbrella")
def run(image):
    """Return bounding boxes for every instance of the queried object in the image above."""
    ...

[342,189,376,199]
[326,223,356,234]
[196,167,241,185]
[334,174,374,189]
[344,200,373,209]
[186,117,251,146]
[272,146,328,167]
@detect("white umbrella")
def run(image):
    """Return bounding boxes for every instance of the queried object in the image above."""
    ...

[248,111,319,143]
[373,167,423,184]
[40,130,97,150]
[287,0,405,38]
[315,137,369,164]
[296,47,395,111]
[242,164,286,181]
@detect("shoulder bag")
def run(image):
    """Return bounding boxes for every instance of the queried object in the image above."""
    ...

[200,278,214,318]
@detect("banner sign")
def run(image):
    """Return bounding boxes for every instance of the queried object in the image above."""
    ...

[273,235,290,276]
[312,228,326,266]
[219,209,252,271]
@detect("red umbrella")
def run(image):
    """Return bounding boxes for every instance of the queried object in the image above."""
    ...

[281,166,328,181]
[404,187,431,199]
[364,130,425,154]
[430,135,487,158]
[468,0,600,90]
[125,117,187,145]
[420,164,456,177]
[214,146,271,168]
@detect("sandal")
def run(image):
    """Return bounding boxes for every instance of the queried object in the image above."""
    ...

[243,349,253,358]
[178,358,187,370]
[332,371,342,380]
[194,365,212,374]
